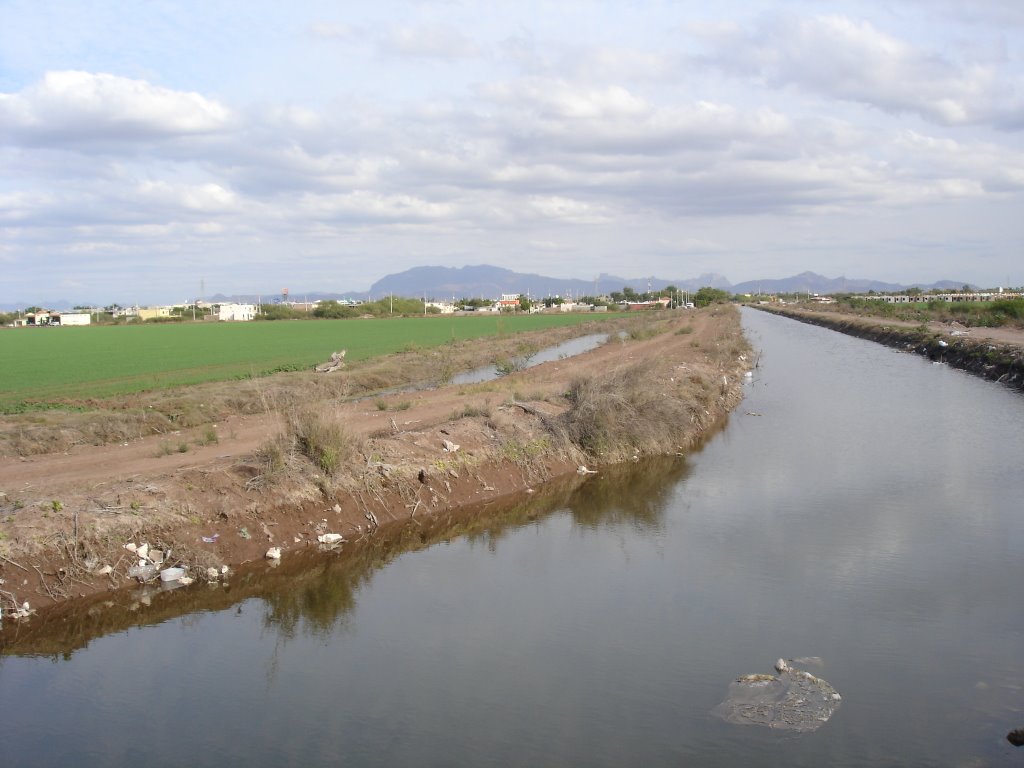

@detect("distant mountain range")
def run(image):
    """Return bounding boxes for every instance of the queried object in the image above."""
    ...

[367,265,966,300]
[1,267,970,311]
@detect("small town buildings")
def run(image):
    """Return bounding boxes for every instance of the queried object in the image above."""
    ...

[425,301,457,314]
[217,303,257,321]
[137,306,172,321]
[865,291,1022,304]
[56,312,92,325]
[12,311,92,326]
[497,293,522,310]
[625,297,671,311]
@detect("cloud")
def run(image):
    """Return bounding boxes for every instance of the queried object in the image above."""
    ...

[480,79,648,120]
[0,71,231,145]
[379,25,482,60]
[528,195,611,223]
[308,21,360,41]
[695,14,1024,129]
[135,181,240,213]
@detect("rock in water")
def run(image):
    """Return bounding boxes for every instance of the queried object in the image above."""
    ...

[712,658,842,732]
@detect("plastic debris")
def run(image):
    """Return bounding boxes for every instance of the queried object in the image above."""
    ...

[266,547,282,560]
[442,439,460,453]
[8,601,35,621]
[136,543,149,560]
[239,527,251,540]
[159,567,186,582]
[577,466,598,474]
[127,564,159,582]
[201,534,220,544]
[95,565,113,576]
[124,542,138,553]
[206,567,220,580]
[317,533,345,545]
[178,576,195,586]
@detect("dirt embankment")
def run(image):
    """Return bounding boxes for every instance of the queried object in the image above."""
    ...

[755,305,1024,390]
[0,307,750,620]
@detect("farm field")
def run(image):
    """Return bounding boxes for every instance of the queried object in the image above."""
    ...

[0,313,618,411]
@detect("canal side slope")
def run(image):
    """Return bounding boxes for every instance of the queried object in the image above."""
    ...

[754,305,1024,391]
[0,307,750,613]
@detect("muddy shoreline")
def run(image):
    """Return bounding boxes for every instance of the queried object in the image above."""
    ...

[1,308,749,635]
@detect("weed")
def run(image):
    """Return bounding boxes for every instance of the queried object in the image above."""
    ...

[453,403,492,419]
[628,326,661,341]
[177,442,190,453]
[286,408,358,476]
[501,437,551,465]
[676,325,694,335]
[375,399,388,411]
[395,401,412,411]
[199,426,219,445]
[253,434,290,485]
[51,500,63,513]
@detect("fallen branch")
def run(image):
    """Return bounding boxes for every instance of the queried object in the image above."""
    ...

[0,554,30,572]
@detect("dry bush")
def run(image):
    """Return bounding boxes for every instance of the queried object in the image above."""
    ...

[249,433,292,487]
[285,407,360,476]
[557,360,699,462]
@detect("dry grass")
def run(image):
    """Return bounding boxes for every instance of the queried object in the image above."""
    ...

[555,358,719,463]
[285,407,360,476]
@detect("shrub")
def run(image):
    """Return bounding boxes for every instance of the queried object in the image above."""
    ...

[286,408,355,476]
[558,361,697,461]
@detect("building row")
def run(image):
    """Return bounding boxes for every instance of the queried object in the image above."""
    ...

[9,303,258,326]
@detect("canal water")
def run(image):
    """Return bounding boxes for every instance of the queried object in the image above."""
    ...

[2,308,1023,766]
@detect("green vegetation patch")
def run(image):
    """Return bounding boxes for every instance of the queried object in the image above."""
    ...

[0,314,611,412]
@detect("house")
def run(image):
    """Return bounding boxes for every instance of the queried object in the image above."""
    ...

[137,306,173,321]
[425,301,457,314]
[626,297,671,311]
[57,312,91,325]
[497,293,522,310]
[217,303,257,321]
[13,311,91,326]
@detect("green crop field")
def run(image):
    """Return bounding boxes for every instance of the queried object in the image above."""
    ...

[0,314,616,411]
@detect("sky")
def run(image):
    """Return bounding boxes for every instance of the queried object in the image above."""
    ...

[2,0,1022,305]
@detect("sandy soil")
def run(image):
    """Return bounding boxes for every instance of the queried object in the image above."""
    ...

[0,308,749,615]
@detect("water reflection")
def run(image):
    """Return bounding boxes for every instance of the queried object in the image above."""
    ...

[566,455,690,531]
[1,456,701,657]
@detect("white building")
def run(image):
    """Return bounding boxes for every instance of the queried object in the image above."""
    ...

[218,303,257,321]
[426,301,457,314]
[58,312,92,325]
